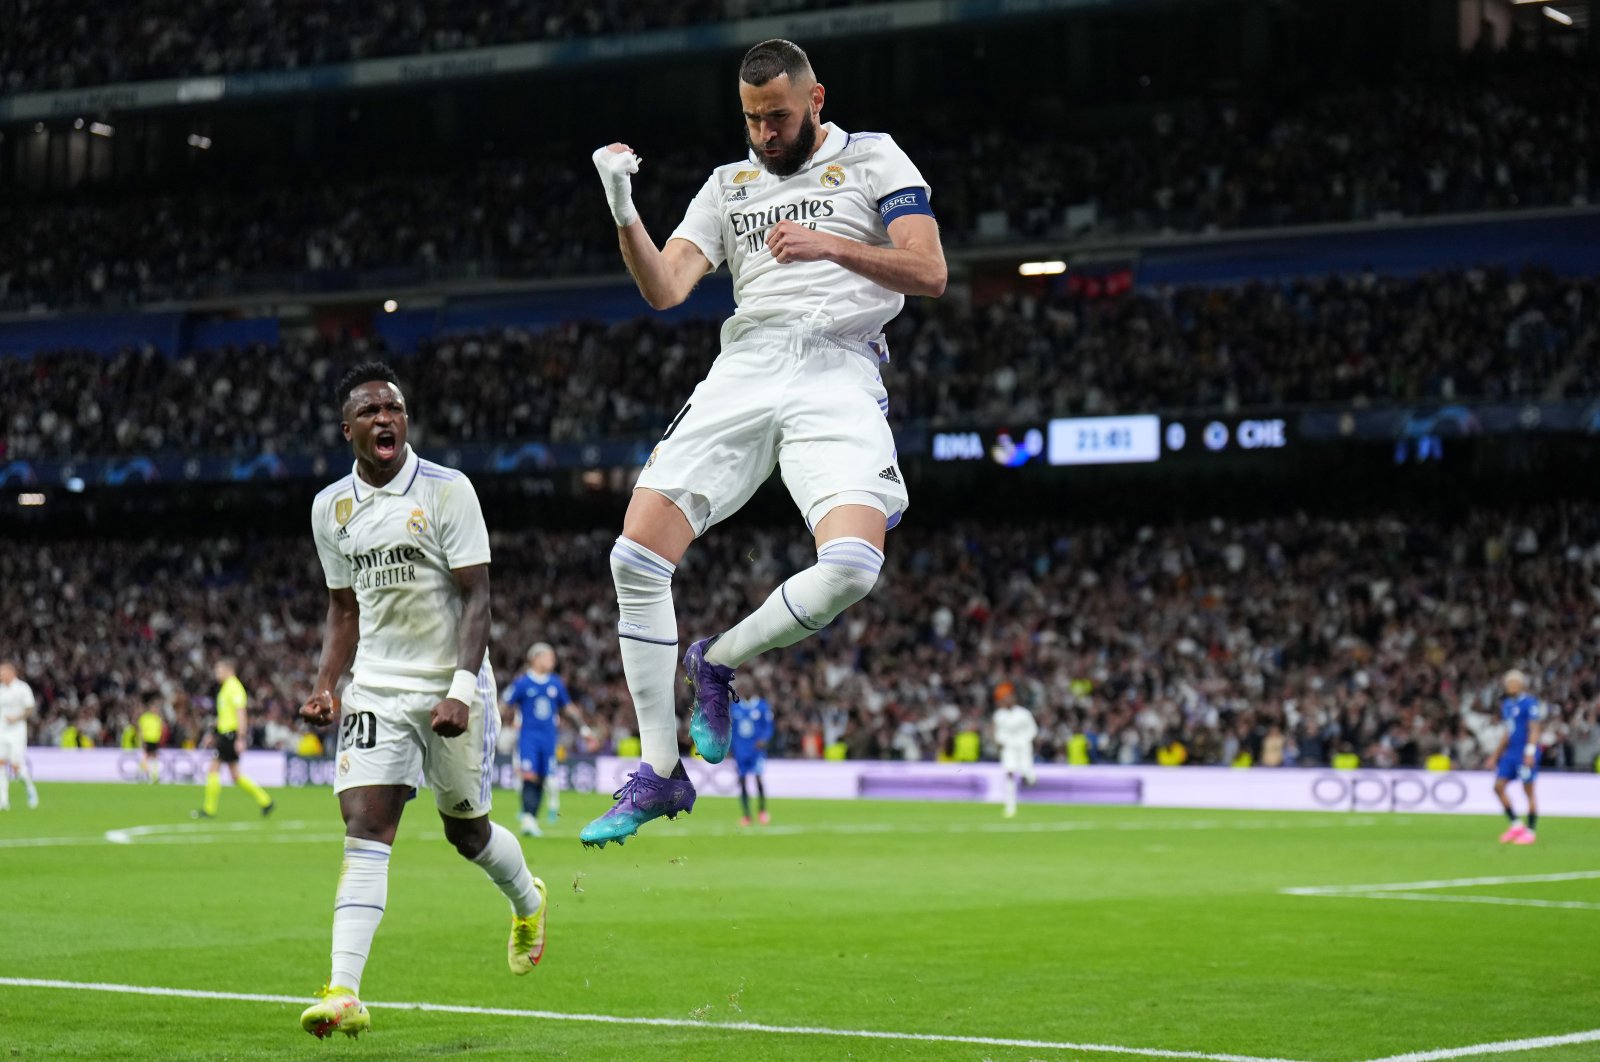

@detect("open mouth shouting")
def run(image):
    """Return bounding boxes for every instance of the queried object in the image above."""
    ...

[373,428,399,463]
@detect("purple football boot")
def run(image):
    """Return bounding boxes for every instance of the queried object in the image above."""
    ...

[683,637,737,763]
[579,762,697,849]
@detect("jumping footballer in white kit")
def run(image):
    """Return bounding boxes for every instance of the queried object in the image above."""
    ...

[0,661,39,810]
[581,38,946,848]
[994,698,1039,819]
[296,362,547,1041]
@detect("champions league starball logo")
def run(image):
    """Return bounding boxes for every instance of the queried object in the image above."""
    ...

[991,429,1044,468]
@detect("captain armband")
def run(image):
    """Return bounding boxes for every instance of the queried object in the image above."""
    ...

[878,186,934,225]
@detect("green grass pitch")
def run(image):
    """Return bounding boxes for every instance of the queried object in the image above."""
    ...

[2,783,1597,1061]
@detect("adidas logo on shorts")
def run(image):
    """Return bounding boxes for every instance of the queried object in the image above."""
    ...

[452,798,473,813]
[877,466,901,484]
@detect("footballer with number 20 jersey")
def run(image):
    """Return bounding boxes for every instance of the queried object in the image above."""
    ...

[311,445,493,694]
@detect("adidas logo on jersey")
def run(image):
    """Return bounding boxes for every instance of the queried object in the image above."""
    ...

[877,466,901,484]
[726,187,749,202]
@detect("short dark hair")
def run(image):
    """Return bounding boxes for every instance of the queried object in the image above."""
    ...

[335,361,402,411]
[739,39,813,87]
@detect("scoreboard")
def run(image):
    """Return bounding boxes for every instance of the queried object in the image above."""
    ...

[930,415,1292,467]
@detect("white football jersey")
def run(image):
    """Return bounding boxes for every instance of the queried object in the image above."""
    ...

[312,446,492,694]
[0,678,34,739]
[670,123,932,347]
[994,706,1039,750]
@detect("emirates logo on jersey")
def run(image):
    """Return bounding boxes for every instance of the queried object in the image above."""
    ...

[820,164,846,188]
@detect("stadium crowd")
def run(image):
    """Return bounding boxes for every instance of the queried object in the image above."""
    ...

[5,506,1599,772]
[4,266,1595,463]
[0,0,875,92]
[3,57,1595,311]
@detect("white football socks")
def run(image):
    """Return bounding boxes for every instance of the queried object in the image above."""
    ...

[707,537,884,669]
[329,837,390,996]
[471,822,543,918]
[14,761,36,804]
[611,536,681,775]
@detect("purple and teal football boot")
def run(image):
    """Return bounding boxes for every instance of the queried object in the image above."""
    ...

[579,763,697,849]
[683,637,738,763]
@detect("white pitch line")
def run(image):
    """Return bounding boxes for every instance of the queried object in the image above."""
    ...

[0,977,1310,1062]
[1359,1027,1600,1061]
[1282,869,1600,913]
[0,815,1383,850]
[1299,892,1600,912]
[1285,870,1600,895]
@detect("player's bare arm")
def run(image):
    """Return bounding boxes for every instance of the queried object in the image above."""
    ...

[594,143,714,310]
[302,587,359,726]
[1525,719,1542,765]
[766,213,946,297]
[433,563,490,737]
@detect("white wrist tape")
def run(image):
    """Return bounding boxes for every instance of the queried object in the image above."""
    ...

[1524,743,1538,757]
[447,669,478,706]
[592,146,640,227]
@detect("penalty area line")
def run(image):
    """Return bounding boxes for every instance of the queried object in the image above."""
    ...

[1359,1027,1600,1061]
[0,977,1308,1062]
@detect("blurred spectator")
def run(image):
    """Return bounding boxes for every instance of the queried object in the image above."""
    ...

[1,0,814,92]
[2,56,1595,311]
[4,505,1598,769]
[5,266,1596,462]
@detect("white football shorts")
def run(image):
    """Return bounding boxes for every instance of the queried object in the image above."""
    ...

[333,667,499,818]
[1001,747,1035,779]
[0,729,25,764]
[635,327,909,536]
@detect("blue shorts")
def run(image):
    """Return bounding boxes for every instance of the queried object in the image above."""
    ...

[734,753,766,778]
[1496,753,1538,783]
[518,737,556,778]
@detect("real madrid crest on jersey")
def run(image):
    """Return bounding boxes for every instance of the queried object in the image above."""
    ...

[820,164,845,188]
[335,497,353,526]
[407,508,427,535]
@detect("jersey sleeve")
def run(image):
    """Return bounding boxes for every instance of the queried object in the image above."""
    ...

[666,173,726,271]
[861,135,934,226]
[501,676,520,706]
[437,476,492,570]
[311,496,352,590]
[20,682,35,712]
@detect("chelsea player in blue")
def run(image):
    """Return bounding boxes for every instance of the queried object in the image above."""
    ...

[504,643,571,837]
[730,682,775,826]
[1490,669,1544,845]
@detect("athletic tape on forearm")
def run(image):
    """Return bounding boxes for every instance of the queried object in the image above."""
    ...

[448,669,479,706]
